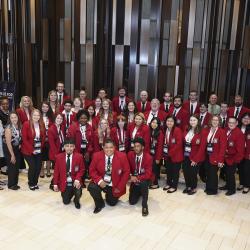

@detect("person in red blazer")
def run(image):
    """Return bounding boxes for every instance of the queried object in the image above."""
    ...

[88,138,130,214]
[79,87,93,109]
[198,103,212,128]
[136,90,151,113]
[16,96,34,124]
[227,95,250,121]
[112,86,130,114]
[148,117,164,189]
[53,138,85,209]
[127,112,150,152]
[93,118,111,152]
[110,115,129,153]
[48,114,65,163]
[61,99,76,133]
[203,115,227,195]
[21,109,46,190]
[218,117,245,195]
[56,81,71,107]
[162,115,184,193]
[127,137,152,216]
[67,110,94,183]
[183,90,200,116]
[219,102,229,129]
[96,99,117,128]
[144,99,166,126]
[168,95,189,131]
[160,92,173,113]
[126,101,138,124]
[87,105,98,130]
[182,115,207,195]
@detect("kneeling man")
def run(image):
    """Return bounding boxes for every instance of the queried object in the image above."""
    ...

[53,138,85,209]
[88,138,130,214]
[127,137,152,216]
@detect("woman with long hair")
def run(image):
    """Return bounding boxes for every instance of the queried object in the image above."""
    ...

[94,97,102,116]
[182,115,207,195]
[3,112,22,190]
[71,97,82,114]
[149,117,164,189]
[47,90,60,114]
[87,105,98,130]
[125,101,138,124]
[21,109,46,190]
[16,96,34,124]
[162,115,184,193]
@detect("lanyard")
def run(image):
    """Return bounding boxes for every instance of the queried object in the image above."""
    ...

[132,127,138,139]
[117,129,125,144]
[58,127,64,144]
[207,128,218,143]
[164,129,171,144]
[227,130,232,141]
[80,125,87,140]
[135,154,143,174]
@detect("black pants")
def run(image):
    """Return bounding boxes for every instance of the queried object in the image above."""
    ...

[182,157,199,189]
[152,161,160,184]
[238,160,245,186]
[24,154,42,187]
[243,159,250,188]
[199,162,206,182]
[3,144,21,188]
[165,160,181,189]
[225,164,236,192]
[205,160,218,194]
[61,186,82,204]
[129,180,149,208]
[88,182,118,208]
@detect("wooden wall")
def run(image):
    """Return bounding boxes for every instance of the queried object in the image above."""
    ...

[0,0,250,106]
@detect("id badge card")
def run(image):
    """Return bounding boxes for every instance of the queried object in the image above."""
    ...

[163,144,168,154]
[119,144,125,152]
[207,143,213,153]
[150,148,155,155]
[104,174,111,184]
[81,140,87,149]
[131,142,134,148]
[184,142,191,156]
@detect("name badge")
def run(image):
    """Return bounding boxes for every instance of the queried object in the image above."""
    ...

[140,168,145,174]
[207,143,213,153]
[184,142,191,156]
[163,144,168,154]
[229,141,234,147]
[150,148,155,155]
[67,176,72,182]
[104,174,111,184]
[81,140,87,149]
[171,138,176,144]
[131,142,134,148]
[119,144,125,152]
[213,138,218,144]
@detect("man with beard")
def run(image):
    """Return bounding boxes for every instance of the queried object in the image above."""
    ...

[228,95,250,121]
[112,86,130,114]
[160,92,173,113]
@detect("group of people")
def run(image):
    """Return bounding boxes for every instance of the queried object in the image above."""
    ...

[0,82,249,217]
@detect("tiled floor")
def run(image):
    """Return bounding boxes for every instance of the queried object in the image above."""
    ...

[1,173,250,250]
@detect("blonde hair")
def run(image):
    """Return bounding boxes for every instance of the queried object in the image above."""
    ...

[19,96,34,109]
[98,118,111,144]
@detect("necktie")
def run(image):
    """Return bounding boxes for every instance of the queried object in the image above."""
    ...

[66,114,70,127]
[59,94,62,105]
[191,104,194,115]
[107,156,111,172]
[165,103,169,112]
[142,102,145,112]
[120,100,124,111]
[222,117,226,128]
[136,156,140,173]
[235,108,240,119]
[200,115,204,125]
[173,109,177,117]
[152,113,155,118]
[66,154,71,173]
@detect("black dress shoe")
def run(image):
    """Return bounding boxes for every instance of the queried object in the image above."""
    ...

[46,173,51,177]
[29,186,36,191]
[183,188,189,194]
[242,188,250,194]
[40,175,45,178]
[188,189,197,195]
[206,191,217,195]
[74,202,81,209]
[142,207,149,217]
[93,203,105,214]
[167,188,177,193]
[8,186,18,190]
[34,185,39,189]
[219,186,227,191]
[163,185,171,191]
[225,190,235,196]
[237,186,244,191]
[149,184,159,189]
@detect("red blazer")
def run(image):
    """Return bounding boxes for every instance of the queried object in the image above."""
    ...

[169,107,189,131]
[183,130,207,163]
[53,152,85,192]
[160,102,174,113]
[82,99,93,110]
[93,130,111,152]
[127,151,153,182]
[58,94,71,112]
[225,127,245,166]
[136,101,151,113]
[96,112,118,128]
[89,151,130,197]
[245,129,250,160]
[204,127,227,165]
[228,106,250,120]
[88,116,98,131]
[61,111,77,129]
[150,130,164,161]
[183,101,200,115]
[16,108,32,124]
[110,127,129,152]
[21,121,46,156]
[144,110,167,125]
[112,96,130,114]
[67,122,94,155]
[48,124,65,162]
[127,122,150,152]
[163,127,184,163]
[199,112,212,128]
